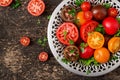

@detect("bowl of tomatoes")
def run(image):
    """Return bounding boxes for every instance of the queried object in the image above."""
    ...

[47,0,120,76]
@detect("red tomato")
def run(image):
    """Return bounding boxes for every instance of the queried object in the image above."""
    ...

[0,0,13,7]
[84,11,93,20]
[102,17,119,35]
[79,46,94,59]
[80,20,98,42]
[81,1,91,11]
[39,52,48,62]
[27,0,45,16]
[108,8,118,17]
[20,36,30,46]
[56,22,79,45]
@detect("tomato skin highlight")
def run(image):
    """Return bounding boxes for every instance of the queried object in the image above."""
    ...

[102,17,119,35]
[27,0,45,16]
[39,52,48,62]
[80,20,98,42]
[0,0,13,7]
[20,36,30,46]
[79,46,94,59]
[81,1,91,11]
[56,22,79,45]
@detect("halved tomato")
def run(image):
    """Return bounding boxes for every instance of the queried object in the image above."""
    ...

[27,0,45,16]
[20,36,30,46]
[39,52,48,62]
[87,32,105,49]
[56,22,79,45]
[0,0,13,7]
[80,20,98,42]
[108,37,120,53]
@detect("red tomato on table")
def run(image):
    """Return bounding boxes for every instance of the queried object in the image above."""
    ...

[20,36,30,46]
[80,20,98,42]
[39,52,48,62]
[56,22,79,45]
[0,0,13,7]
[27,0,45,16]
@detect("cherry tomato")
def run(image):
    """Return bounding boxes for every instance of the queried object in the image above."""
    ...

[94,47,110,63]
[80,20,98,42]
[39,52,48,62]
[79,46,94,59]
[84,11,93,20]
[76,11,88,26]
[87,32,105,49]
[102,17,119,35]
[64,45,79,61]
[81,1,91,11]
[108,8,118,18]
[108,37,120,53]
[27,0,45,16]
[56,22,79,45]
[0,0,13,7]
[20,36,30,46]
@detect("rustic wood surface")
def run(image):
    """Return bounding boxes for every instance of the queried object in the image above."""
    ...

[0,0,120,80]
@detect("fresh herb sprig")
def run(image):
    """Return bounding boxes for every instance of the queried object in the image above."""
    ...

[37,36,48,47]
[61,58,70,64]
[114,30,120,37]
[47,15,51,20]
[95,24,105,34]
[79,57,99,66]
[103,3,111,9]
[75,0,84,6]
[11,0,21,9]
[68,8,76,16]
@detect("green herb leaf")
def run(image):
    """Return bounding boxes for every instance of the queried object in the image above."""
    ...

[95,24,105,34]
[75,0,84,6]
[69,40,74,45]
[74,19,80,24]
[110,56,118,61]
[80,47,84,52]
[37,19,41,25]
[70,49,75,53]
[37,36,48,47]
[114,30,120,37]
[86,70,91,75]
[68,8,76,16]
[103,3,111,9]
[11,0,21,9]
[61,58,70,64]
[80,42,88,48]
[63,30,67,39]
[116,17,120,24]
[47,15,51,20]
[79,57,99,66]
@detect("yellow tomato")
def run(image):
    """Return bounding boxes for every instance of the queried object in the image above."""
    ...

[108,37,120,53]
[87,32,105,49]
[76,11,87,26]
[94,47,110,63]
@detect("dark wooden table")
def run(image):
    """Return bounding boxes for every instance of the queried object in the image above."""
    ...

[0,0,120,80]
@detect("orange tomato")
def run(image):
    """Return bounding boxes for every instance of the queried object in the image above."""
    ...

[108,37,120,53]
[87,32,105,49]
[94,47,110,63]
[76,11,87,26]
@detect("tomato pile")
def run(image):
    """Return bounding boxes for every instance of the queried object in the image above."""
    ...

[56,1,120,64]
